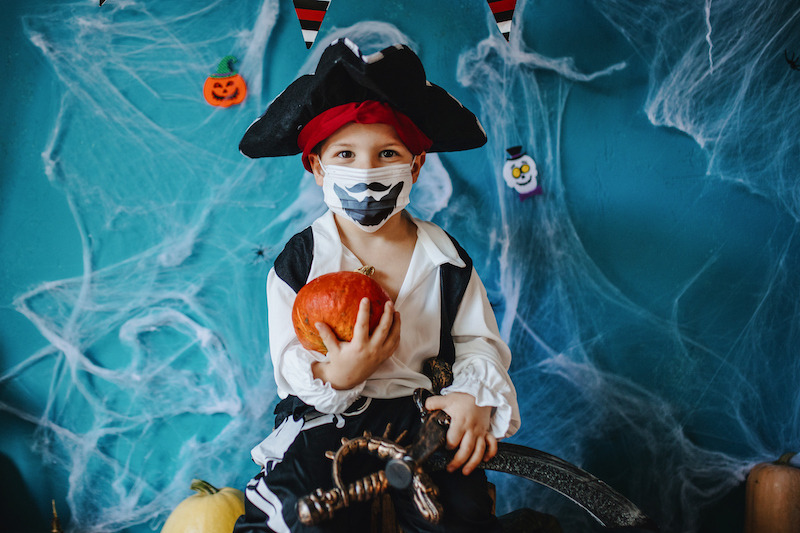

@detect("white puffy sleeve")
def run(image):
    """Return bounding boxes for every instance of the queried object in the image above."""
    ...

[441,268,521,439]
[267,268,365,414]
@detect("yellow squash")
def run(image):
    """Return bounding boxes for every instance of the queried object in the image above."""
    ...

[161,479,245,533]
[744,452,800,533]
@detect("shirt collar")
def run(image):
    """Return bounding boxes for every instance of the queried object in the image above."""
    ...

[314,210,466,269]
[313,210,344,267]
[412,217,467,269]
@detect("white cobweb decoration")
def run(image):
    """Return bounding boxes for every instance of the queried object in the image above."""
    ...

[4,0,799,532]
[446,0,800,531]
[5,4,457,531]
[8,1,286,531]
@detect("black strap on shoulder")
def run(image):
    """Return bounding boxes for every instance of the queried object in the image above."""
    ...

[272,228,316,428]
[437,232,473,366]
[274,226,314,293]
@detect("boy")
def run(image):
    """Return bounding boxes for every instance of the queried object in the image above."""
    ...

[235,39,520,533]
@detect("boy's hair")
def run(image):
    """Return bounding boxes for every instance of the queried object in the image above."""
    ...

[239,39,486,161]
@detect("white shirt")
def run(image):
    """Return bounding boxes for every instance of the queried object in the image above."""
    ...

[267,211,520,438]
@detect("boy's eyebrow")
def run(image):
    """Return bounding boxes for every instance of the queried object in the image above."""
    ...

[375,139,408,149]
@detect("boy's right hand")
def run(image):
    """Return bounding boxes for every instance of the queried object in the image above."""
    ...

[311,298,400,390]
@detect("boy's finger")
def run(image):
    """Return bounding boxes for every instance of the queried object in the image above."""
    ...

[424,394,445,412]
[315,322,340,353]
[369,300,395,342]
[483,434,498,462]
[351,298,371,340]
[462,438,486,476]
[447,429,475,473]
[445,420,465,450]
[381,311,401,351]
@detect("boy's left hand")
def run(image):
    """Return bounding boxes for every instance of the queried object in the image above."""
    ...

[424,392,497,476]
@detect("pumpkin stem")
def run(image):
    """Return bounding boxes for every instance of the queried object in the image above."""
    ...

[775,452,798,465]
[51,500,63,533]
[355,265,375,276]
[190,479,220,495]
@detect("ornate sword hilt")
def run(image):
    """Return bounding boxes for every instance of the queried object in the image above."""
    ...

[297,469,389,525]
[297,389,451,525]
[299,358,455,526]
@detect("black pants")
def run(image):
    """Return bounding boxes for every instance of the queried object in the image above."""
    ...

[234,396,500,533]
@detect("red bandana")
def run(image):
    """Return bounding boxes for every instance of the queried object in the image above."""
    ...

[298,101,433,172]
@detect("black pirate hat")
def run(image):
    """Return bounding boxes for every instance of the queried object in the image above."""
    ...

[239,39,487,158]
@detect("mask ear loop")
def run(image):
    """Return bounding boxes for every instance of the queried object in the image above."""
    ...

[409,155,419,178]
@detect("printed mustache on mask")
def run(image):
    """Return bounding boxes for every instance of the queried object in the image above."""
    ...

[344,182,392,193]
[333,182,404,226]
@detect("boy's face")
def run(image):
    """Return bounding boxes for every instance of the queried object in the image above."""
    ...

[308,122,425,187]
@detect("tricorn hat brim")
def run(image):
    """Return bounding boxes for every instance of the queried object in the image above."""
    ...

[239,39,487,159]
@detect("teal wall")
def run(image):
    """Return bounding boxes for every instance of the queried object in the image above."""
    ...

[2,0,798,532]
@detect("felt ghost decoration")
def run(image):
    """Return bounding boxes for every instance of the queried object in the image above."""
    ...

[502,145,541,199]
[203,56,247,107]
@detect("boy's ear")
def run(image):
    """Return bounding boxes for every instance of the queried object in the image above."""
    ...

[411,152,426,184]
[308,153,325,186]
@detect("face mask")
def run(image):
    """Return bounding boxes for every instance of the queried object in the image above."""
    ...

[319,160,415,232]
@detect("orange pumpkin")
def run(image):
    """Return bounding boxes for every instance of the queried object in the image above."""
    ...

[292,270,391,354]
[203,56,246,107]
[744,452,800,533]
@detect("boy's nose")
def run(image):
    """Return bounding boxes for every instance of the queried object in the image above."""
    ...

[354,154,381,169]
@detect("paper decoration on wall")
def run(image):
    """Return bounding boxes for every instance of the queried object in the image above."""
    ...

[487,0,517,41]
[293,0,332,49]
[203,56,247,107]
[503,146,541,199]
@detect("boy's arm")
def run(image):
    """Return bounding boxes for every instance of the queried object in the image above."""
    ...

[442,268,521,439]
[267,268,365,413]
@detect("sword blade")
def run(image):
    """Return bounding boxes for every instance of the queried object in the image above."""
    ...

[428,443,658,531]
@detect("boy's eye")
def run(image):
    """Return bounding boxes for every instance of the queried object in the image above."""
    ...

[336,150,354,159]
[380,150,398,158]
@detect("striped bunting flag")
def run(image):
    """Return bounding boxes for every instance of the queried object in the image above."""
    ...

[487,0,517,41]
[293,0,331,49]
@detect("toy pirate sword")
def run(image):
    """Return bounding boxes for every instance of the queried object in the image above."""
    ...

[297,389,658,530]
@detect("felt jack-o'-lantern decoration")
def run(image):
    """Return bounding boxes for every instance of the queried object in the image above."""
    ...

[502,145,541,199]
[203,56,247,107]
